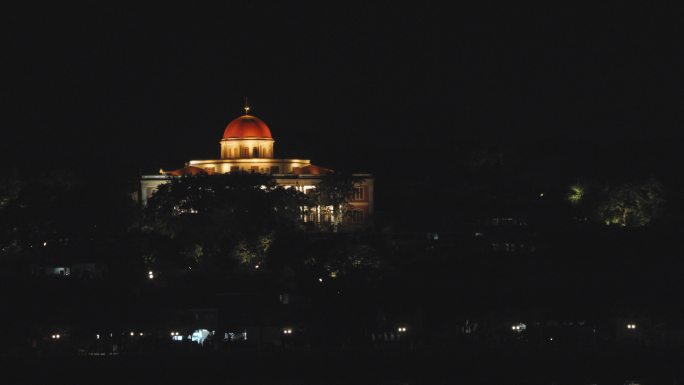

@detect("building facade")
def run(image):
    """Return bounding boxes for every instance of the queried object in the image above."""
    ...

[139,106,374,225]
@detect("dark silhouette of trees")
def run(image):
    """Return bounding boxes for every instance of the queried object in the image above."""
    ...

[0,170,138,278]
[141,173,311,271]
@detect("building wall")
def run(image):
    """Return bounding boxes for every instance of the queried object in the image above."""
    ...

[139,175,171,206]
[189,158,312,175]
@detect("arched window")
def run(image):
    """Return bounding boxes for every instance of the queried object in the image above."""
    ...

[253,147,259,158]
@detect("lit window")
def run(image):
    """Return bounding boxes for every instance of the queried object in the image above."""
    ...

[352,187,364,200]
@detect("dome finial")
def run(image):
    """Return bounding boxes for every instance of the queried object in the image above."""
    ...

[243,96,250,115]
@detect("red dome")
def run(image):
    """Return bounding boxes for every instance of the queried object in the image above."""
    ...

[223,115,272,139]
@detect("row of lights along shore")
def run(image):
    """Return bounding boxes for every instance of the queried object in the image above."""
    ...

[50,323,636,343]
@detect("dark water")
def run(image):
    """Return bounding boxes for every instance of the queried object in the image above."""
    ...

[4,346,683,385]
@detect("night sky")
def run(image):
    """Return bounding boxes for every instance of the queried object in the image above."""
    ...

[2,4,682,220]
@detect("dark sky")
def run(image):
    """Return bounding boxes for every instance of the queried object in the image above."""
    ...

[1,4,682,198]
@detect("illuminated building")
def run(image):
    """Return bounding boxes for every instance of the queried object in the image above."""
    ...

[139,104,374,224]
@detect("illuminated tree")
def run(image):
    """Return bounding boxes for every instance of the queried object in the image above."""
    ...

[566,183,586,205]
[311,174,360,232]
[598,179,665,227]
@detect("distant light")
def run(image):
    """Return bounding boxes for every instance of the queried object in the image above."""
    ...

[539,193,544,197]
[139,332,144,336]
[191,329,210,344]
[397,327,407,333]
[627,324,637,329]
[55,334,60,339]
[43,242,47,247]
[255,264,260,269]
[283,328,293,335]
[549,337,553,341]
[318,278,323,283]
[96,334,100,340]
[512,323,526,332]
[130,332,134,336]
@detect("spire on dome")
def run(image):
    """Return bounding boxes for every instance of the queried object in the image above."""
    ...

[243,97,250,115]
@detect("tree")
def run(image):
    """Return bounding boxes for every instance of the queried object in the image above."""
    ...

[142,173,311,270]
[598,178,665,227]
[311,173,360,232]
[0,170,138,278]
[566,183,586,206]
